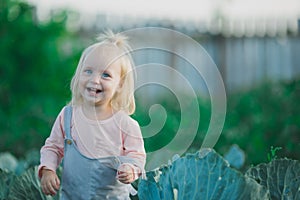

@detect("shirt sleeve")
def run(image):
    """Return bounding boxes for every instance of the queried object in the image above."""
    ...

[121,118,146,175]
[38,107,65,178]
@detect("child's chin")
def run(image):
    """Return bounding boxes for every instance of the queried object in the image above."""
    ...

[83,98,103,105]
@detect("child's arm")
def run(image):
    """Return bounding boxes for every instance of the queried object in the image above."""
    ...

[39,109,65,178]
[39,109,66,195]
[119,119,146,183]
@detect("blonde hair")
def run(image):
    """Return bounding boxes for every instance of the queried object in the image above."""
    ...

[70,30,136,115]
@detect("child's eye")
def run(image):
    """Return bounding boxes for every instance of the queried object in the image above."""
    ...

[84,69,93,75]
[101,72,111,78]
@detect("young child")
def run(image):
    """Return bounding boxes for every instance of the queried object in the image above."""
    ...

[39,30,146,199]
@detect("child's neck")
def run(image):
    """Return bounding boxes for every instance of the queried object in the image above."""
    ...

[81,103,114,121]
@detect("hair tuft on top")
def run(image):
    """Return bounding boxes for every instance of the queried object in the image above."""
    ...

[96,30,130,49]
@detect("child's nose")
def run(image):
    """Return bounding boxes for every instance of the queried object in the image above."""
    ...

[91,74,101,84]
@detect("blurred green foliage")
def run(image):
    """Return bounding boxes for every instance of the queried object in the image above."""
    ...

[134,79,300,167]
[0,0,299,169]
[216,80,300,166]
[0,0,84,157]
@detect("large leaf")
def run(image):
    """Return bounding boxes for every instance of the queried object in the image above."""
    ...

[246,159,300,200]
[0,169,15,200]
[138,149,269,200]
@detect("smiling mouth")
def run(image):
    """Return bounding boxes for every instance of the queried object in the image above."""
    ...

[87,87,102,94]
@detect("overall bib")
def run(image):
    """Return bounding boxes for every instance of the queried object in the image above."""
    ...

[61,106,133,200]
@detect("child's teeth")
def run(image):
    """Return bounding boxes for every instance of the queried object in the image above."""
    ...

[88,88,101,93]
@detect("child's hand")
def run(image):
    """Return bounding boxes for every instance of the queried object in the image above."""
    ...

[40,168,60,196]
[117,163,135,184]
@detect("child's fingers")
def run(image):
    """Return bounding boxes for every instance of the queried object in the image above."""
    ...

[117,171,134,184]
[41,179,50,194]
[41,181,55,196]
[41,184,47,194]
[117,163,136,184]
[48,182,58,196]
[54,176,60,190]
[43,181,56,195]
[41,174,60,196]
[117,171,129,179]
[50,179,59,193]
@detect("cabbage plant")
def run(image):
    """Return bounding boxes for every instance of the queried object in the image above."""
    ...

[138,149,300,200]
[0,149,299,200]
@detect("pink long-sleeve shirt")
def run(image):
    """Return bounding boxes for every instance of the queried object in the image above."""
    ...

[39,106,146,177]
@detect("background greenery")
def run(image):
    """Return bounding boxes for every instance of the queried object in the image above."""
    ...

[0,0,299,170]
[0,0,82,157]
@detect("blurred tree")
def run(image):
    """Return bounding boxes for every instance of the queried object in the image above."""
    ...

[0,0,83,157]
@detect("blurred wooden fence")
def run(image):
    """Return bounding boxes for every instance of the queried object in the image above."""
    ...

[202,35,300,92]
[131,33,300,98]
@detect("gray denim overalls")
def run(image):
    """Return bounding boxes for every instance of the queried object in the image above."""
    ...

[61,106,135,200]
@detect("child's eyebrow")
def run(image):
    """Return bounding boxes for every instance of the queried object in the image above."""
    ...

[83,65,94,69]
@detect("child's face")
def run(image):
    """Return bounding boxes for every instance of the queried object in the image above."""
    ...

[79,45,122,107]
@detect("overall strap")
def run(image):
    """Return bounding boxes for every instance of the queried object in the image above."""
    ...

[64,105,72,139]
